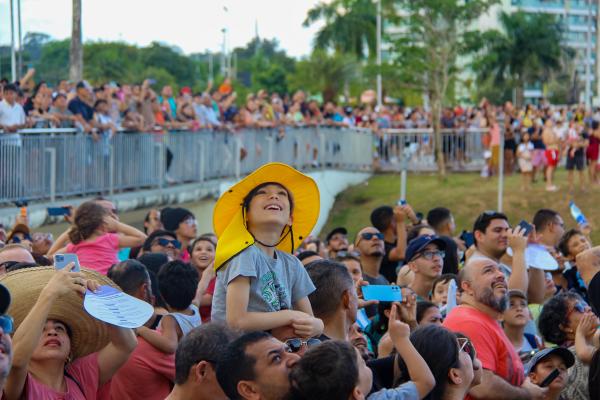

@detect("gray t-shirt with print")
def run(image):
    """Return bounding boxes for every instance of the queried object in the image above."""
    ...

[211,245,316,322]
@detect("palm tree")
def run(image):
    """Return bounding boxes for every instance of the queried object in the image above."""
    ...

[472,11,563,106]
[69,0,83,82]
[304,0,377,60]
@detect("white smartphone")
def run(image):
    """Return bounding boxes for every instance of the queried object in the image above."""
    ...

[54,253,81,272]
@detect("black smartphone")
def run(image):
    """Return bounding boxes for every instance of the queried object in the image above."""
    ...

[517,220,534,236]
[47,207,71,217]
[460,231,475,248]
[540,368,560,388]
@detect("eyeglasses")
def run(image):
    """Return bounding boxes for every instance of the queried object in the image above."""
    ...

[457,337,477,361]
[0,315,14,334]
[285,338,321,353]
[153,238,182,249]
[360,232,384,241]
[417,250,445,260]
[184,218,197,227]
[335,250,361,259]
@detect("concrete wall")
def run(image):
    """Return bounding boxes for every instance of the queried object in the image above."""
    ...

[0,169,371,236]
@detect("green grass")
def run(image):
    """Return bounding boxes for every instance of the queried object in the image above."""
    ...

[321,170,600,244]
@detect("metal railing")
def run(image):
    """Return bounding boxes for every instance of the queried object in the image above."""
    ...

[375,128,489,172]
[0,126,373,204]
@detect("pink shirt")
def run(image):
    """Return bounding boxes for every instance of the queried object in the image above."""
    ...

[490,123,501,146]
[444,305,524,400]
[109,337,175,400]
[24,353,100,400]
[66,233,119,275]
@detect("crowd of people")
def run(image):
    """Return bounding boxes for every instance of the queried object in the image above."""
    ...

[0,161,599,400]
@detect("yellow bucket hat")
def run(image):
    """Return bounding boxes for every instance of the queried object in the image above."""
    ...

[213,163,320,270]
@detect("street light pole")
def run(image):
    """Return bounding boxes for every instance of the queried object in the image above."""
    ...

[585,0,593,108]
[10,0,17,82]
[17,0,22,79]
[376,0,382,110]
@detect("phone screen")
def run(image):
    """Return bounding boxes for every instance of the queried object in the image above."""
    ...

[362,285,403,302]
[461,231,475,248]
[47,207,70,217]
[54,253,81,272]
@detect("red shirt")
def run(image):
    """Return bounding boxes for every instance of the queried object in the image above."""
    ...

[443,305,524,398]
[199,277,216,322]
[109,337,175,400]
[24,353,100,400]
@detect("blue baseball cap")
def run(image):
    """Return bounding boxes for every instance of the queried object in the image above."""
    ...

[405,235,446,262]
[524,347,574,375]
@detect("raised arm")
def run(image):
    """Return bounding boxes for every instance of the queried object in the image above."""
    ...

[105,217,146,248]
[96,324,137,385]
[4,265,87,400]
[507,227,528,294]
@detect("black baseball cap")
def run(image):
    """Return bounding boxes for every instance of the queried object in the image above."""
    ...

[525,347,574,375]
[326,227,348,243]
[405,235,446,262]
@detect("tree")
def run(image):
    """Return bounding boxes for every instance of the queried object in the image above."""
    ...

[470,11,563,107]
[388,0,497,178]
[304,0,377,60]
[289,50,358,102]
[69,0,83,82]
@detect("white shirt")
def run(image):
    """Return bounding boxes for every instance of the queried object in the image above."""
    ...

[0,99,26,146]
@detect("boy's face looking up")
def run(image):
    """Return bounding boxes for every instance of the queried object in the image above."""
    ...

[431,280,450,306]
[246,183,293,229]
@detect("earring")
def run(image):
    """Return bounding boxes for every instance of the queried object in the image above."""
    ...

[66,354,72,364]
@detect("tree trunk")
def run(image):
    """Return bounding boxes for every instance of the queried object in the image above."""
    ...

[431,92,446,179]
[69,0,83,82]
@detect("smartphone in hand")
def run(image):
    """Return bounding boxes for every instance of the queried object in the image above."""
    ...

[517,220,534,236]
[362,285,403,302]
[54,253,81,272]
[47,207,71,217]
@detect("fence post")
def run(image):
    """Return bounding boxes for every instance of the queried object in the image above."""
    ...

[235,136,241,180]
[44,147,56,202]
[199,140,205,182]
[109,143,115,196]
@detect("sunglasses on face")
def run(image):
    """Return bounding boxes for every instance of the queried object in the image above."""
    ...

[184,218,197,227]
[285,338,321,353]
[336,250,361,258]
[360,232,384,241]
[10,233,32,243]
[457,337,477,361]
[416,250,445,260]
[571,301,588,314]
[0,315,14,334]
[153,238,182,249]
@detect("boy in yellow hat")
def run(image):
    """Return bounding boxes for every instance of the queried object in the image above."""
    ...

[211,163,324,336]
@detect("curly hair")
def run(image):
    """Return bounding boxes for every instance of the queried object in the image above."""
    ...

[538,291,583,345]
[68,201,108,244]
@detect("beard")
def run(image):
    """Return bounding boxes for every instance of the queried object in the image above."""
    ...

[369,250,384,257]
[476,286,508,313]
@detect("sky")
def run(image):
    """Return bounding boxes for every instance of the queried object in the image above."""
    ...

[0,0,326,58]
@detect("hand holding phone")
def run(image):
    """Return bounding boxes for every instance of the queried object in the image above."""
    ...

[517,220,534,236]
[54,253,81,272]
[460,231,475,248]
[47,207,71,217]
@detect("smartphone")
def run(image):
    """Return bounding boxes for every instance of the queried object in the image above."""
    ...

[356,309,371,330]
[47,207,71,217]
[460,231,475,248]
[517,220,534,236]
[54,253,81,272]
[147,79,156,85]
[362,285,403,302]
[540,368,560,388]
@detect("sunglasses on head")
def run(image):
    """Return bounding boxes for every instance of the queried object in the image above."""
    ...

[153,238,182,249]
[184,218,197,227]
[0,315,14,334]
[572,301,588,314]
[360,232,384,241]
[285,338,321,353]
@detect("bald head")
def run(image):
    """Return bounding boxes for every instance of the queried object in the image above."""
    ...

[458,256,508,314]
[0,244,35,275]
[576,246,600,286]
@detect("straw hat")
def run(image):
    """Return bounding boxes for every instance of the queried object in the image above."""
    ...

[0,267,119,360]
[213,162,320,270]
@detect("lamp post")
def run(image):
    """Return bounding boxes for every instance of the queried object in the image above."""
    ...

[10,0,17,82]
[376,0,382,110]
